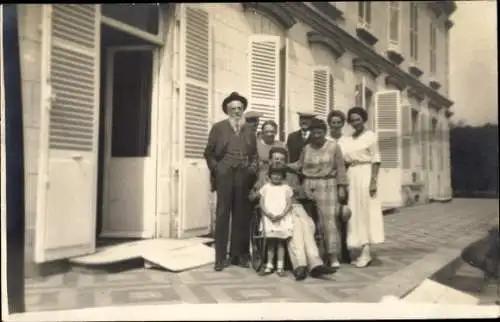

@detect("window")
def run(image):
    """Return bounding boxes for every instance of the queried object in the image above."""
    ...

[430,23,437,74]
[111,50,153,157]
[358,2,372,27]
[388,2,400,44]
[102,4,160,35]
[409,2,419,61]
[411,109,419,157]
[354,81,374,130]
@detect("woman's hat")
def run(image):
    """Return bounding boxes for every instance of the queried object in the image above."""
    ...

[222,92,248,114]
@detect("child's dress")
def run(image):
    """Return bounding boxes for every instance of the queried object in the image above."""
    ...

[259,182,294,239]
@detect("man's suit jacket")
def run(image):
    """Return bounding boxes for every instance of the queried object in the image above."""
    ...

[204,119,258,192]
[286,130,311,163]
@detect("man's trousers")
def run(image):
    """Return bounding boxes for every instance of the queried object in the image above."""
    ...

[214,165,252,262]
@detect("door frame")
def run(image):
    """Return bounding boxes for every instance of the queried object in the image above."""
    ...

[101,45,160,238]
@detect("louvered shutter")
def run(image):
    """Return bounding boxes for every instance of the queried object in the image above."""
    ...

[401,104,411,170]
[329,73,335,111]
[182,6,210,159]
[442,120,452,197]
[313,66,330,121]
[374,91,401,169]
[177,5,212,238]
[35,4,100,262]
[248,35,280,129]
[420,113,428,170]
[429,116,436,171]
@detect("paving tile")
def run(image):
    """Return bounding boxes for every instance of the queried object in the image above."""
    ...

[23,199,499,311]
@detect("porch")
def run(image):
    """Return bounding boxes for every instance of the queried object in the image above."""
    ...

[23,199,498,310]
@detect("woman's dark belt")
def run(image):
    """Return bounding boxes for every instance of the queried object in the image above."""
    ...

[348,160,372,167]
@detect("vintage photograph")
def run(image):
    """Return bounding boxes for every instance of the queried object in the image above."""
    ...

[1,2,498,320]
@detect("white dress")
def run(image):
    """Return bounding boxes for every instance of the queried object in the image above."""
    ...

[259,183,294,239]
[338,131,385,248]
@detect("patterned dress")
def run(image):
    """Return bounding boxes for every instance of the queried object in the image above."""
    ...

[293,139,348,255]
[339,131,385,248]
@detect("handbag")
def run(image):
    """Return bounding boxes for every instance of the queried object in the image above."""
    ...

[461,227,499,279]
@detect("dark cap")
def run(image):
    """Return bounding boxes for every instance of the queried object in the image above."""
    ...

[244,110,263,120]
[297,112,317,119]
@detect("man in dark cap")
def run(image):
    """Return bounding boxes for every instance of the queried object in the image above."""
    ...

[286,112,317,163]
[244,110,263,135]
[204,92,258,271]
[286,112,319,248]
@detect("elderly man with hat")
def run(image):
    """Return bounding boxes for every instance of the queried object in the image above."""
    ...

[204,92,258,271]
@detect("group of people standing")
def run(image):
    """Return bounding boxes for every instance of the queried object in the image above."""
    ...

[204,91,385,281]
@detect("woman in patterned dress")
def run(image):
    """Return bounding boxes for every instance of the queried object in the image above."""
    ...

[341,107,385,268]
[288,118,348,268]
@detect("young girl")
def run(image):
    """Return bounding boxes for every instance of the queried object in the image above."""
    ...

[259,166,294,276]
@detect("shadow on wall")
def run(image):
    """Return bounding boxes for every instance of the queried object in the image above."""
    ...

[450,122,498,199]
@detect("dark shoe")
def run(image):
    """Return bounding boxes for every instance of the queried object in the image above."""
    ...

[214,260,225,271]
[310,264,338,278]
[293,266,308,281]
[234,254,250,268]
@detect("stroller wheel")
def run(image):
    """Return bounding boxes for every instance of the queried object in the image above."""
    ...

[250,210,266,272]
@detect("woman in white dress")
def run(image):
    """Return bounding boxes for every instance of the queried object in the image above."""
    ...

[341,107,385,267]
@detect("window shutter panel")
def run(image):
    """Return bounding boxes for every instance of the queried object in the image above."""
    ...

[420,113,427,170]
[35,4,101,262]
[429,116,437,171]
[439,120,445,171]
[329,73,335,111]
[248,35,280,129]
[182,7,210,159]
[401,104,411,170]
[177,5,212,238]
[374,91,401,169]
[49,5,99,151]
[312,66,329,121]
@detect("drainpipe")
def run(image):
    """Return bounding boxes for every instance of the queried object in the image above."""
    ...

[3,4,26,313]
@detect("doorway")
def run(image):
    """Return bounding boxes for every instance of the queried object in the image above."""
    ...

[96,24,158,244]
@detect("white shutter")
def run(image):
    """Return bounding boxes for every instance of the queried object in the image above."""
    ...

[420,113,428,170]
[313,66,329,121]
[183,6,210,160]
[429,116,436,171]
[177,5,212,237]
[442,120,452,197]
[401,104,411,170]
[374,91,401,169]
[248,35,280,129]
[329,73,335,111]
[35,4,100,262]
